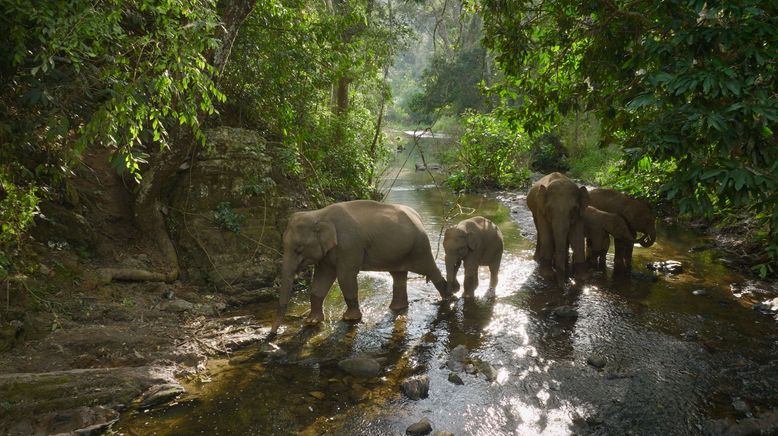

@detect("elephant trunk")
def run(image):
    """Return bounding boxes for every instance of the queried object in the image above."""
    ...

[638,228,656,247]
[552,220,570,285]
[270,253,300,335]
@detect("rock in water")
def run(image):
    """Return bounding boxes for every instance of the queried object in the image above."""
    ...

[646,260,683,274]
[551,305,578,319]
[474,359,498,381]
[587,355,607,369]
[140,383,185,409]
[448,372,464,385]
[406,417,433,435]
[338,357,382,378]
[447,344,469,371]
[433,432,455,436]
[692,289,708,296]
[401,375,430,400]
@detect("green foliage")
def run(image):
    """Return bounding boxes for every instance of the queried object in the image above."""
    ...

[480,0,778,273]
[0,169,39,248]
[446,111,530,191]
[221,0,404,202]
[213,202,244,233]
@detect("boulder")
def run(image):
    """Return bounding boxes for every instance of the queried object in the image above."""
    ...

[447,345,469,371]
[401,375,429,400]
[338,357,382,378]
[406,417,433,435]
[646,260,683,274]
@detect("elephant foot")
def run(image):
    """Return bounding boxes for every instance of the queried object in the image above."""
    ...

[573,263,591,281]
[342,308,363,323]
[485,287,496,299]
[462,290,476,299]
[389,300,409,312]
[538,263,554,279]
[304,312,325,326]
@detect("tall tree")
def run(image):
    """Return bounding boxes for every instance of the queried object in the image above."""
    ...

[479,0,778,272]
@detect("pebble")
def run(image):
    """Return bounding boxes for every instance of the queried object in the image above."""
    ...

[732,398,750,416]
[447,345,469,371]
[406,417,433,435]
[646,260,683,274]
[586,355,607,369]
[308,391,325,400]
[692,289,708,296]
[448,372,464,385]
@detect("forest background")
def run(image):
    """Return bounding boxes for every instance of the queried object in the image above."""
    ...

[1,0,777,282]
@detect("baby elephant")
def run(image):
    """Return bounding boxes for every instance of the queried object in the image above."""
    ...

[443,216,504,298]
[583,206,635,270]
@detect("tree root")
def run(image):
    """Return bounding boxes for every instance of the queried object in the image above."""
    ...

[96,268,177,284]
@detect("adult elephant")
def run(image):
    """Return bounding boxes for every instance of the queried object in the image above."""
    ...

[526,172,589,285]
[588,188,656,273]
[583,206,635,270]
[443,216,504,299]
[270,200,450,335]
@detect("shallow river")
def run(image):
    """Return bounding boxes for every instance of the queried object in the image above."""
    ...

[115,145,778,435]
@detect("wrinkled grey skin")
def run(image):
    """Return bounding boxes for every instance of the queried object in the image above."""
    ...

[526,172,590,286]
[588,188,656,273]
[443,216,504,299]
[270,200,450,335]
[583,206,635,270]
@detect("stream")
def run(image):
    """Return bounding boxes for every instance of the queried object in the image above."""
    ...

[114,139,778,435]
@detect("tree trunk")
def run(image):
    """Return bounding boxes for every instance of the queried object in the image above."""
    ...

[133,0,256,279]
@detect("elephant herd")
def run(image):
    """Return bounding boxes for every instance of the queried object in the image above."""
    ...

[527,172,656,286]
[270,172,655,335]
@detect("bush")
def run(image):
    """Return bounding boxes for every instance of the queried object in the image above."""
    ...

[446,111,530,191]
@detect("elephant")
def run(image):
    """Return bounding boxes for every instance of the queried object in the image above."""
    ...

[526,172,589,285]
[443,216,504,299]
[588,188,656,273]
[270,200,450,335]
[583,206,635,270]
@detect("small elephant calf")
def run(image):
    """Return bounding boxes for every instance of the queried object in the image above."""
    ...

[583,206,635,269]
[443,216,504,298]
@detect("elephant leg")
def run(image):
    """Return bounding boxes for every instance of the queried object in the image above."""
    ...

[305,265,337,326]
[613,238,628,276]
[337,270,362,323]
[624,242,634,271]
[536,219,554,265]
[486,257,500,299]
[389,271,409,312]
[462,259,479,299]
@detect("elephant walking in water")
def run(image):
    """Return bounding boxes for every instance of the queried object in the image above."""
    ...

[583,206,635,270]
[443,216,504,299]
[270,200,450,335]
[588,188,656,274]
[527,172,590,285]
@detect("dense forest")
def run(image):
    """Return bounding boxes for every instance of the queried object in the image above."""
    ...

[2,0,776,280]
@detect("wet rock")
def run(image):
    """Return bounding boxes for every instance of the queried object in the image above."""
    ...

[338,357,382,378]
[681,330,699,341]
[447,344,469,371]
[309,391,326,400]
[753,297,778,314]
[646,260,683,274]
[349,383,368,402]
[406,417,433,435]
[733,398,751,416]
[551,305,578,319]
[432,432,454,436]
[464,363,477,374]
[158,298,195,313]
[415,163,442,172]
[139,383,185,409]
[586,355,607,369]
[692,289,708,297]
[474,360,498,381]
[258,342,287,358]
[401,375,430,400]
[546,325,564,339]
[448,372,464,385]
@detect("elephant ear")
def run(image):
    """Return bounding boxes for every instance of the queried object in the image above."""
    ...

[578,186,589,215]
[467,231,481,252]
[315,221,337,254]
